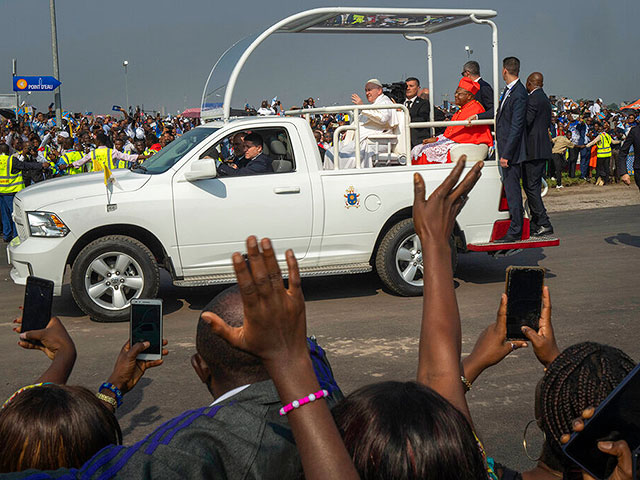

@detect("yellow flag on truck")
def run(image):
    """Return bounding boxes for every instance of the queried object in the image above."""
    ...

[103,163,113,186]
[103,163,121,190]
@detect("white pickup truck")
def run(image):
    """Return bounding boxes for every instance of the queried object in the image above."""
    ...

[8,7,559,322]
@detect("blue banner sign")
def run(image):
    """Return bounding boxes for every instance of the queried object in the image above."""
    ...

[13,76,62,92]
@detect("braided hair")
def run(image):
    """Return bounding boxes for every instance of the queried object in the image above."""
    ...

[539,342,635,470]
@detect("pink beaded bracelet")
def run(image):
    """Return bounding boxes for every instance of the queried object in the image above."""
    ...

[279,389,329,416]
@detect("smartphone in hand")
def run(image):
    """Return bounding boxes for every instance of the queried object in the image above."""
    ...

[505,266,545,340]
[21,276,54,344]
[130,299,163,361]
[563,363,640,480]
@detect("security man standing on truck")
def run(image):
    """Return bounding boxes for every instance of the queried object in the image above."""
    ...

[61,133,149,172]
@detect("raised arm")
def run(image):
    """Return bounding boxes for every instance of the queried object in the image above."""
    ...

[414,157,483,424]
[203,237,358,480]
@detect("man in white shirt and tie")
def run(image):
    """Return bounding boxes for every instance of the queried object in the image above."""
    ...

[404,77,444,147]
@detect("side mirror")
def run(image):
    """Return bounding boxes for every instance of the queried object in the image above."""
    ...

[184,157,217,182]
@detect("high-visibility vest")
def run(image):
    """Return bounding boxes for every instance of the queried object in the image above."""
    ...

[90,148,120,172]
[0,154,25,194]
[138,148,154,163]
[60,151,85,175]
[596,133,612,158]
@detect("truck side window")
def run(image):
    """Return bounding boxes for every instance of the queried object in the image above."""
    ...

[204,128,296,176]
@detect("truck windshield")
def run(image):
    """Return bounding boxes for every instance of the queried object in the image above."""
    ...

[139,128,218,174]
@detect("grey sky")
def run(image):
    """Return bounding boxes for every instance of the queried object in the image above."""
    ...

[2,0,638,114]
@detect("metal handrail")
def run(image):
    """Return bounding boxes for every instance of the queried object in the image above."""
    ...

[287,103,411,170]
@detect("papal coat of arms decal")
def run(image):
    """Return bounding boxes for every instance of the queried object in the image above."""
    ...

[344,186,360,209]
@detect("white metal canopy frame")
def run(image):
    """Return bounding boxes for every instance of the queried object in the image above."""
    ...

[200,7,501,164]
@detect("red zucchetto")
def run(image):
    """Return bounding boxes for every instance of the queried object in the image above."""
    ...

[458,77,480,95]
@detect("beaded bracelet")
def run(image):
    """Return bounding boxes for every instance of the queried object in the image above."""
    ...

[461,375,473,392]
[99,382,123,408]
[96,392,118,409]
[279,389,329,416]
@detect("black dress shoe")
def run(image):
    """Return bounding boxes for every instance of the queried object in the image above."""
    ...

[494,234,521,243]
[531,225,554,237]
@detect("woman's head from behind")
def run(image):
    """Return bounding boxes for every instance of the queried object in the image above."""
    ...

[539,342,635,470]
[0,384,122,473]
[332,381,486,480]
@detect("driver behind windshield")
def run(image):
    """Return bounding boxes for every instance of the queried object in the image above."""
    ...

[217,133,273,176]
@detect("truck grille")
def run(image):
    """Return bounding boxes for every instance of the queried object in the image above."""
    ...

[13,198,28,241]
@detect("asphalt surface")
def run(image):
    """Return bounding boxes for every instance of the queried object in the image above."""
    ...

[1,204,639,472]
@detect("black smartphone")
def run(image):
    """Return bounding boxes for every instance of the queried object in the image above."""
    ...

[505,266,545,340]
[130,299,163,361]
[563,362,640,480]
[21,276,54,340]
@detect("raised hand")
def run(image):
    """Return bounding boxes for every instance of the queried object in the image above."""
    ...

[413,156,483,247]
[463,294,528,384]
[107,339,168,395]
[201,236,307,367]
[521,287,560,368]
[351,93,363,105]
[202,237,358,480]
[561,407,634,480]
[15,316,75,361]
[14,316,77,384]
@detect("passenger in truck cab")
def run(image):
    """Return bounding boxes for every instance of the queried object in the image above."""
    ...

[323,78,401,169]
[217,132,273,176]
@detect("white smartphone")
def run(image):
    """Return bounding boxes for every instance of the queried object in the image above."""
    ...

[130,299,163,361]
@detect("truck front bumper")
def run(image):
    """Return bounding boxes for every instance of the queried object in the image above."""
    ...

[8,233,77,296]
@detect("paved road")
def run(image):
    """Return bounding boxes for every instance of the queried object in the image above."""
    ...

[1,205,638,472]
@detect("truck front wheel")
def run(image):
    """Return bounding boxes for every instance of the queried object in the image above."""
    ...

[375,218,457,296]
[71,235,160,322]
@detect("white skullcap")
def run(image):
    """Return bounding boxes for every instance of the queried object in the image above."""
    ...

[366,78,383,87]
[135,127,145,139]
[58,131,70,138]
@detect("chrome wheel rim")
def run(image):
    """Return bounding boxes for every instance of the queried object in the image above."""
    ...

[395,233,423,287]
[84,252,144,311]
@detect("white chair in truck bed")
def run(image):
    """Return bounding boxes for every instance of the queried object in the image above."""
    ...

[448,143,489,163]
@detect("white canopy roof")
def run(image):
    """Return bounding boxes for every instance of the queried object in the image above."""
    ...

[277,8,496,34]
[201,7,498,122]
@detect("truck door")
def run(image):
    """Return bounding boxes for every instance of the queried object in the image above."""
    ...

[172,124,313,277]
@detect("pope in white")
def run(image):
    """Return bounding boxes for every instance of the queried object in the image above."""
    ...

[324,78,400,169]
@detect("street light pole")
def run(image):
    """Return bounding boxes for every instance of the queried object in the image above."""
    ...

[49,0,62,127]
[123,60,129,113]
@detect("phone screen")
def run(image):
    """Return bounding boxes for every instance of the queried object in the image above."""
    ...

[22,277,54,334]
[505,267,544,339]
[563,363,640,480]
[130,302,162,355]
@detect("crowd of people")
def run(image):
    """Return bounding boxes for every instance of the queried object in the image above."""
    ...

[0,158,637,479]
[0,106,199,242]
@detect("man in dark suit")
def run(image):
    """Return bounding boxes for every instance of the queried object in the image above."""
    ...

[524,72,553,236]
[404,77,445,147]
[617,123,640,190]
[462,61,494,113]
[479,57,528,242]
[218,132,273,176]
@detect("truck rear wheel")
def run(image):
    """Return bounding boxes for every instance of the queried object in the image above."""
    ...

[71,235,159,322]
[375,218,457,296]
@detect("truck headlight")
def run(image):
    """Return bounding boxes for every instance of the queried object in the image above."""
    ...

[27,212,70,237]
